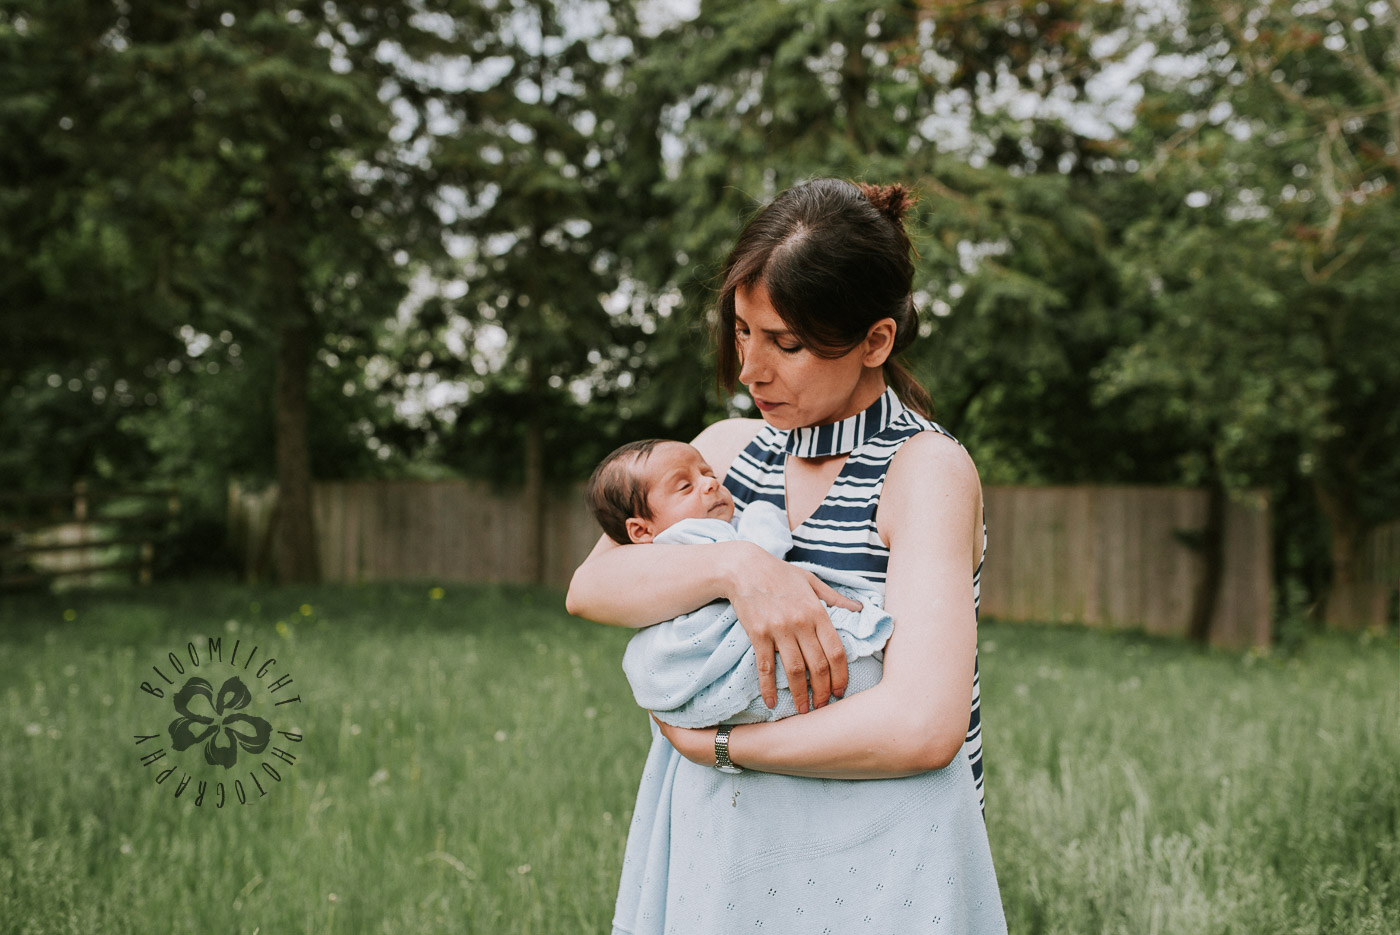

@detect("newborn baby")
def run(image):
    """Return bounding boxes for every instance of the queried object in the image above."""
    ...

[585,439,892,727]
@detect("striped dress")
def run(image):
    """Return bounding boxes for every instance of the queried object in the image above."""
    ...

[610,388,1004,935]
[725,387,986,808]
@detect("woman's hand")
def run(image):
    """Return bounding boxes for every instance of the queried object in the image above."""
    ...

[722,542,860,712]
[652,716,722,767]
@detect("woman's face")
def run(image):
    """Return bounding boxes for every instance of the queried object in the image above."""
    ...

[734,283,891,431]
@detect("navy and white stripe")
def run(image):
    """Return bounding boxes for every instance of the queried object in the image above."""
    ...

[783,389,897,459]
[725,387,988,811]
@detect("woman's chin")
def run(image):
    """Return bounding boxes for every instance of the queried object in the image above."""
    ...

[757,407,797,429]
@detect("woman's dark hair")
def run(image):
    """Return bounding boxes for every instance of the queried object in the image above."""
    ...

[713,178,933,418]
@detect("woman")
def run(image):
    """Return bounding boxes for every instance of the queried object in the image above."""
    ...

[567,178,1005,933]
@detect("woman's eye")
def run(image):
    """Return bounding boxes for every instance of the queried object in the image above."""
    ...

[777,343,802,354]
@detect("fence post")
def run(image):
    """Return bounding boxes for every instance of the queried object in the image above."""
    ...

[139,542,154,585]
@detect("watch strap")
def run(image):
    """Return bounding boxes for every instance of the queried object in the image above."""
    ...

[714,725,743,774]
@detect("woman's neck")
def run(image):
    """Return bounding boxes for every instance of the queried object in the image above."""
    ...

[829,370,889,424]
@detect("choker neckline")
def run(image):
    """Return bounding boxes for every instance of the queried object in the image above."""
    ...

[784,388,904,458]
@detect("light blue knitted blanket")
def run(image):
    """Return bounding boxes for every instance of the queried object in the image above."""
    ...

[622,501,893,727]
[611,501,1007,934]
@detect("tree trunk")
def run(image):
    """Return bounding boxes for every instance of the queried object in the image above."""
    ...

[1186,480,1226,644]
[1314,477,1368,629]
[522,399,546,585]
[273,318,320,583]
[841,40,869,149]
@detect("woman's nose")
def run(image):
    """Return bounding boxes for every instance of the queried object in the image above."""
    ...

[738,345,767,385]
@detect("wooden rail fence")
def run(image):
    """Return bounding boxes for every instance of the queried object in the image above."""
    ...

[0,483,181,589]
[229,481,1296,647]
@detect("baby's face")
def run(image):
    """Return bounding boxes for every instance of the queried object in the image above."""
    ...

[627,442,735,543]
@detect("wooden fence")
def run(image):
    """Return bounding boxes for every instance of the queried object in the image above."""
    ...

[228,479,600,590]
[230,480,1283,647]
[0,484,181,589]
[978,486,1271,648]
[1326,519,1400,629]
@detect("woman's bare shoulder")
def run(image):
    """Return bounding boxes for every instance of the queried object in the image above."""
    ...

[691,418,767,475]
[887,428,980,489]
[881,430,981,519]
[880,429,983,556]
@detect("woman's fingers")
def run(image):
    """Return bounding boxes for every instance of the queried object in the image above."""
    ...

[793,628,829,711]
[800,573,852,703]
[775,606,848,711]
[751,632,780,710]
[809,575,863,613]
[814,617,850,700]
[728,553,855,711]
[794,605,849,708]
[773,633,812,713]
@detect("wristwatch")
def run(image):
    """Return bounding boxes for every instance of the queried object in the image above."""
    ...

[714,725,743,774]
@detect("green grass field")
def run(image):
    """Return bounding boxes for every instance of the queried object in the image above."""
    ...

[1,582,1396,934]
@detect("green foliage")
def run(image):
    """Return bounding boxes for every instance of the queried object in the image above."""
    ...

[606,0,1160,487]
[0,0,448,553]
[1095,0,1400,618]
[906,167,1178,483]
[5,0,1398,617]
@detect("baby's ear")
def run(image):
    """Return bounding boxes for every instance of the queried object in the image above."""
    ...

[625,517,655,544]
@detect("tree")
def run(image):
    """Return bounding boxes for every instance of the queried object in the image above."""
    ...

[1,1,449,582]
[619,0,1170,486]
[1101,0,1400,627]
[377,0,667,581]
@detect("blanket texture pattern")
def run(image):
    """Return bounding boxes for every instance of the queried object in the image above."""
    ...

[621,500,893,727]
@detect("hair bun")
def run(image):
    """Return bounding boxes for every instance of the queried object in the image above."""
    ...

[857,182,916,227]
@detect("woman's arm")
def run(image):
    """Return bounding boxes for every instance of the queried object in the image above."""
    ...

[566,417,773,625]
[565,533,751,627]
[655,430,982,778]
[566,417,859,712]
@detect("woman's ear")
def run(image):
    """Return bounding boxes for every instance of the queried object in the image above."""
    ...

[625,517,656,544]
[861,318,898,368]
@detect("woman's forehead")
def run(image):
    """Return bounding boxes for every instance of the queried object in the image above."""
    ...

[734,283,791,332]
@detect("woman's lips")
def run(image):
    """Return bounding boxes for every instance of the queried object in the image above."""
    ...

[752,397,782,412]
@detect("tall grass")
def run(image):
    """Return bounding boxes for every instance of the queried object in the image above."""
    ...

[1,582,1396,934]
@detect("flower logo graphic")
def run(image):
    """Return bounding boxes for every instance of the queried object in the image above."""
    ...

[168,676,272,768]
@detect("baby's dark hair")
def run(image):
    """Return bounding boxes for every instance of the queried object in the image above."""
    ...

[586,438,668,544]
